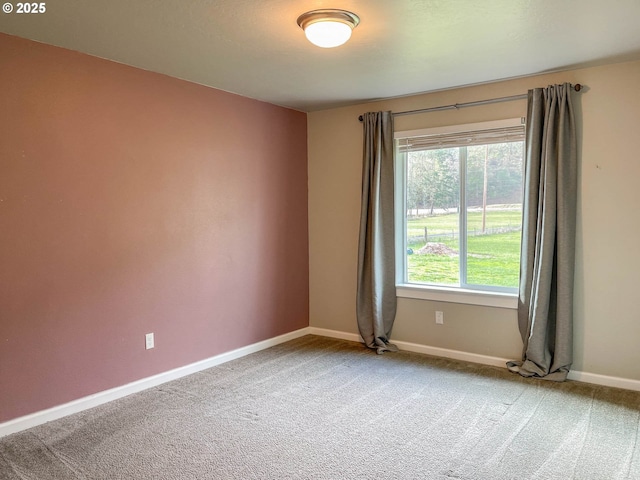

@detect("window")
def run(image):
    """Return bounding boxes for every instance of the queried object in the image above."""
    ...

[395,119,525,302]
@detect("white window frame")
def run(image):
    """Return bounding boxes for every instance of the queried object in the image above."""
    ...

[394,119,524,309]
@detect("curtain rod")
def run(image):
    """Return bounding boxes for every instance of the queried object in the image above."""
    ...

[357,84,582,122]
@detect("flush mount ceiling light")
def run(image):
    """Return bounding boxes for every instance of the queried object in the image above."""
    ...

[296,9,360,48]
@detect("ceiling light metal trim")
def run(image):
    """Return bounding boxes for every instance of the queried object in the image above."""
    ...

[297,9,360,48]
[296,9,360,31]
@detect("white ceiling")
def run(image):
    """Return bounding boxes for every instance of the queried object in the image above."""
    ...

[2,0,640,111]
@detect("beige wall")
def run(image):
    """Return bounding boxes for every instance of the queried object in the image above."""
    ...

[308,60,640,381]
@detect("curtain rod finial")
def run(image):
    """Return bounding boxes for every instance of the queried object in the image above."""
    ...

[574,84,582,92]
[358,115,363,122]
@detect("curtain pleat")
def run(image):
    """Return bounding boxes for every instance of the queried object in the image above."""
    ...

[507,84,578,381]
[356,111,398,354]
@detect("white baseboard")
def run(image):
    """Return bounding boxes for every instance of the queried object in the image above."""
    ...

[0,327,311,439]
[308,328,510,368]
[566,370,640,392]
[4,326,639,438]
[307,327,640,392]
[308,327,363,343]
[393,339,513,369]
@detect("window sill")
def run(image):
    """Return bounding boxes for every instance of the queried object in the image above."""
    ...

[396,284,518,309]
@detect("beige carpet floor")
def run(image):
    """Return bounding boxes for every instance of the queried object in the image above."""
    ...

[1,335,639,479]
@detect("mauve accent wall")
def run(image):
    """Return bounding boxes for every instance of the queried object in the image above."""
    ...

[0,33,309,423]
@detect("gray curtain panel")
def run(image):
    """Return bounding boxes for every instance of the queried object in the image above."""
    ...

[356,111,398,354]
[508,83,578,381]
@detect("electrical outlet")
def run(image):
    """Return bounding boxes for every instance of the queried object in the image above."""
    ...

[435,311,444,325]
[145,333,154,350]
